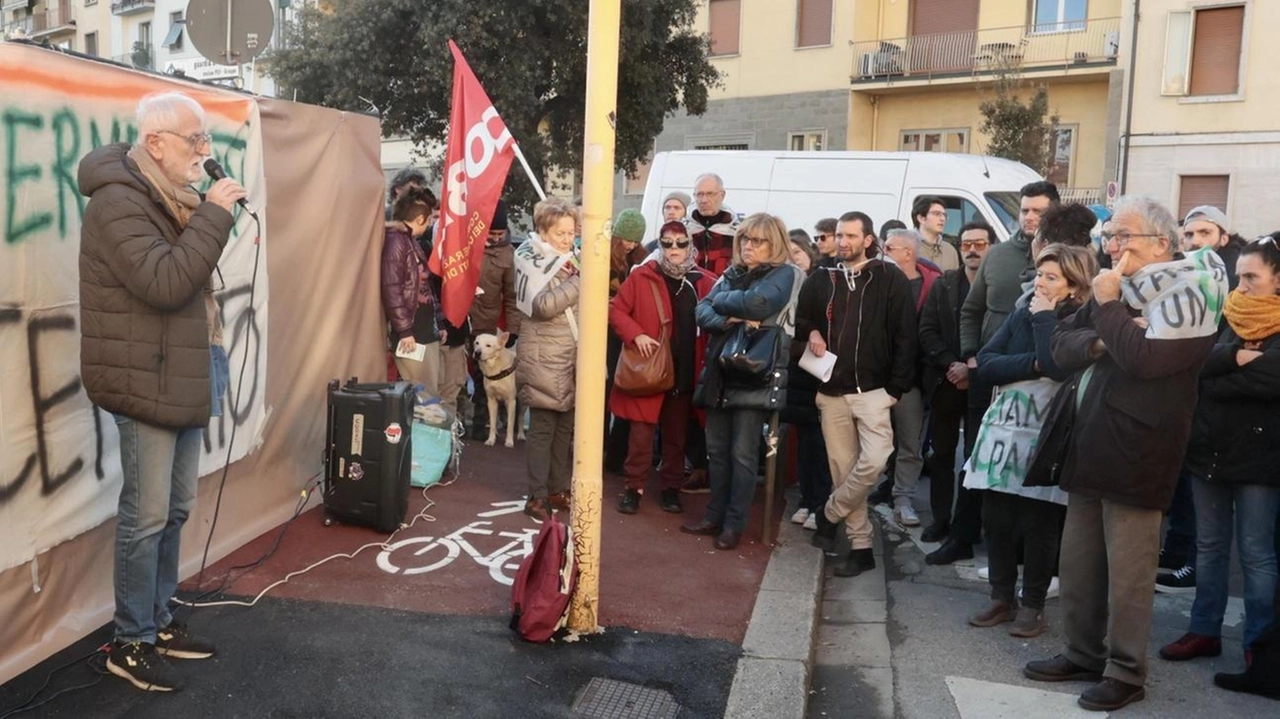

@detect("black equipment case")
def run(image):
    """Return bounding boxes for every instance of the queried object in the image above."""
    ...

[322,379,415,532]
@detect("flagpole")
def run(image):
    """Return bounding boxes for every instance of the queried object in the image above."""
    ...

[567,0,621,634]
[511,143,547,201]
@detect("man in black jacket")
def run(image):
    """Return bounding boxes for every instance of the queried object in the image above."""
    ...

[917,221,993,560]
[799,211,916,578]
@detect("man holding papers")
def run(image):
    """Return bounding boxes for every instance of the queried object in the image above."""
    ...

[794,211,917,578]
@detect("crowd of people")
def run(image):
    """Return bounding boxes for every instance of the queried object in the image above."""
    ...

[379,166,1280,709]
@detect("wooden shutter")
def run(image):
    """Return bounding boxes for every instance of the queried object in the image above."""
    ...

[1178,176,1230,219]
[910,0,979,37]
[1188,6,1244,96]
[709,0,741,56]
[797,0,833,48]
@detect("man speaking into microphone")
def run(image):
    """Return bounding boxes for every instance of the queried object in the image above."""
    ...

[78,91,246,692]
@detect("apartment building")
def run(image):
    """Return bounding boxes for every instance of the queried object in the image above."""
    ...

[1121,0,1276,237]
[621,1,1126,211]
[1,0,78,48]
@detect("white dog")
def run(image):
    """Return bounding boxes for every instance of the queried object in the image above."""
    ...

[473,331,525,448]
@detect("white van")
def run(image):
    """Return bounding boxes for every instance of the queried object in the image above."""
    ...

[639,150,1043,242]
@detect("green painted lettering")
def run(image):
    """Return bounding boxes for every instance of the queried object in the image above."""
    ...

[52,108,83,236]
[5,109,53,244]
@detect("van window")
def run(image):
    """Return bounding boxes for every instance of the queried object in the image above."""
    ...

[984,192,1021,236]
[928,195,985,239]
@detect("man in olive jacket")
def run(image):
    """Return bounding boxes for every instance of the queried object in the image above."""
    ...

[79,92,244,693]
[1023,197,1223,712]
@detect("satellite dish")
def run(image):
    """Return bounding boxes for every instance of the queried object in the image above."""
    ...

[185,0,275,67]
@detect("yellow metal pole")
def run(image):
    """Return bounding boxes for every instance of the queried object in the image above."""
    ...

[568,0,621,634]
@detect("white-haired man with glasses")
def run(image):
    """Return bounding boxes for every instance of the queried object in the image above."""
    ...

[79,91,245,692]
[1024,196,1228,711]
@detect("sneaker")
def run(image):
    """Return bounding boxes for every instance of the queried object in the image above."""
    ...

[1159,632,1222,661]
[893,502,921,527]
[833,548,876,577]
[680,469,710,494]
[156,620,215,659]
[1158,548,1187,573]
[791,507,810,525]
[107,641,183,692]
[803,513,817,531]
[617,489,641,515]
[978,565,990,580]
[659,488,683,514]
[1155,564,1196,593]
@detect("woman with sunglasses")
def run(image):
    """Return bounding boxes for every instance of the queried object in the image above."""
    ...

[1159,232,1280,673]
[681,213,806,550]
[609,221,718,516]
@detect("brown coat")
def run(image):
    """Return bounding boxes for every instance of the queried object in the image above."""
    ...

[516,272,581,412]
[469,238,520,335]
[78,143,234,428]
[1050,298,1215,510]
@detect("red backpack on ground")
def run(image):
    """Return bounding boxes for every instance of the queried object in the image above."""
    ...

[509,514,579,642]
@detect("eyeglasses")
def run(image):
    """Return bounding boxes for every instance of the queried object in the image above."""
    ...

[693,191,723,199]
[1100,230,1163,248]
[659,239,691,249]
[157,130,213,151]
[927,210,947,218]
[883,244,908,254]
[741,236,770,247]
[960,239,990,250]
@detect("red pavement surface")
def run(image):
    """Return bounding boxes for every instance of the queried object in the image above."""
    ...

[188,441,783,644]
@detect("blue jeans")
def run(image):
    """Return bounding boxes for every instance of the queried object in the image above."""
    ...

[1163,469,1197,566]
[703,408,768,533]
[1189,476,1280,648]
[113,415,203,644]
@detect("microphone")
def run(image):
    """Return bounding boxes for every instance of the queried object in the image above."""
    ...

[203,158,258,217]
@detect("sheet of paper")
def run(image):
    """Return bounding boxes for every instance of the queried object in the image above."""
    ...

[799,346,837,383]
[395,342,428,362]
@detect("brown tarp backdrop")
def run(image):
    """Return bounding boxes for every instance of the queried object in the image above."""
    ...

[0,46,387,684]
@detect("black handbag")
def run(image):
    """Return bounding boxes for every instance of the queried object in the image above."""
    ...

[718,324,781,387]
[1024,374,1079,487]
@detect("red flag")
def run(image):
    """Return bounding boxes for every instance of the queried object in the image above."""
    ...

[430,39,516,327]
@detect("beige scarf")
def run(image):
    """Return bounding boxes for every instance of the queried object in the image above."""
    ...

[128,145,223,345]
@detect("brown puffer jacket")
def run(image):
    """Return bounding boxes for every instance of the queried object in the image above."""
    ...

[78,143,234,428]
[516,272,581,412]
[469,237,521,335]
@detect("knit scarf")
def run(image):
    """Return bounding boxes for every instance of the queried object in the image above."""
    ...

[1224,290,1280,341]
[645,245,699,280]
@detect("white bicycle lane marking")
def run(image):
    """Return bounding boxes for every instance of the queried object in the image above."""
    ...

[375,502,540,586]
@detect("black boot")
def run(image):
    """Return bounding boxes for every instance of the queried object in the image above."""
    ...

[811,510,839,555]
[834,548,876,578]
[925,538,974,565]
[920,522,949,543]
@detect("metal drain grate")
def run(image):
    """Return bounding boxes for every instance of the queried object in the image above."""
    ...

[570,677,681,719]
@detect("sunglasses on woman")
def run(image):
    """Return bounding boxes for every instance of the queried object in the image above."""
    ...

[659,239,691,249]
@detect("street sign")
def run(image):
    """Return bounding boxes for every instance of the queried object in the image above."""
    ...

[1105,181,1119,208]
[164,56,241,81]
[185,0,275,67]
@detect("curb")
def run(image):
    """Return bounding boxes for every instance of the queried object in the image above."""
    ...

[723,497,823,719]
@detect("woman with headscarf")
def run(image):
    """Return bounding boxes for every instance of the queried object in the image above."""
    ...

[609,221,718,515]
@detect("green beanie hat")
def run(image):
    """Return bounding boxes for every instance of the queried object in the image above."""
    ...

[612,208,647,244]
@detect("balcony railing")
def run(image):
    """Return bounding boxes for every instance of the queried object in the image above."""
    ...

[32,5,75,36]
[853,16,1121,83]
[111,0,154,16]
[113,45,154,70]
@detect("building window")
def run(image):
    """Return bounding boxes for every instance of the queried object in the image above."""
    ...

[163,12,185,52]
[138,21,152,48]
[796,0,832,49]
[788,131,826,152]
[1178,175,1230,219]
[900,129,969,153]
[1046,125,1077,186]
[687,133,753,151]
[1163,5,1246,98]
[84,31,98,57]
[1034,0,1088,33]
[85,0,97,6]
[709,0,741,56]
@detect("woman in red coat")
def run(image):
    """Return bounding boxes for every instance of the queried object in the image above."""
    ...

[610,221,718,515]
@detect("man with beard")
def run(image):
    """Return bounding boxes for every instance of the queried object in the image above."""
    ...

[799,211,916,578]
